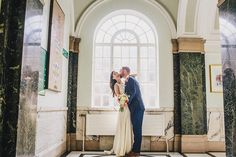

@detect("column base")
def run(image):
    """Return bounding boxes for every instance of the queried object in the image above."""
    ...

[173,134,181,152]
[181,135,207,153]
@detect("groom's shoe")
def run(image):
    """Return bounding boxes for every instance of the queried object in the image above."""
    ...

[126,151,140,157]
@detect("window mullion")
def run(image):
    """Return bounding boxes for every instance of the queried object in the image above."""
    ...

[111,44,114,70]
[137,45,140,79]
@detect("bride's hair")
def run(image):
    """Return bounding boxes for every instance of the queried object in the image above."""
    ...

[110,71,117,97]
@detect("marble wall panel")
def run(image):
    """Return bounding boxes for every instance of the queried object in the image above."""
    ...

[179,53,207,135]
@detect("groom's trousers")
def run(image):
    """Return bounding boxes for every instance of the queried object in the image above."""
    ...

[131,109,144,153]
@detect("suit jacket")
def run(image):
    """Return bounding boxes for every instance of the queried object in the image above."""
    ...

[125,76,145,113]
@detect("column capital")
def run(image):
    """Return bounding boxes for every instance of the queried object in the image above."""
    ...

[69,36,81,53]
[217,0,225,7]
[171,37,206,54]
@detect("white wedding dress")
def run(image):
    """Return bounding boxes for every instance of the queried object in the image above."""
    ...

[105,82,133,156]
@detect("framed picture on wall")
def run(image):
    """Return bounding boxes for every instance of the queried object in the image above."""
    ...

[209,64,223,93]
[47,0,65,92]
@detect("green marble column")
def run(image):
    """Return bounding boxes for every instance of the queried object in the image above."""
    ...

[0,0,27,156]
[179,53,207,135]
[0,0,43,156]
[172,38,207,152]
[219,0,236,156]
[16,0,43,156]
[67,37,80,151]
[67,52,78,134]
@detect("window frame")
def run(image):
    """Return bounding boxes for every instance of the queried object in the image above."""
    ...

[92,11,159,109]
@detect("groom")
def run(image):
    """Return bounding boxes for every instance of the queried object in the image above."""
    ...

[120,66,145,157]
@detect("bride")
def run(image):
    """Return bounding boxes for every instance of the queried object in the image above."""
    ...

[104,71,133,156]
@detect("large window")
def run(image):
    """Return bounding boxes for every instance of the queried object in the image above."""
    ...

[93,11,158,108]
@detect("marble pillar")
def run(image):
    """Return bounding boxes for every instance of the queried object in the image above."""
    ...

[0,0,27,156]
[179,52,207,135]
[0,0,43,156]
[172,39,181,151]
[67,37,80,150]
[172,38,207,153]
[16,0,43,156]
[67,52,78,133]
[219,0,236,156]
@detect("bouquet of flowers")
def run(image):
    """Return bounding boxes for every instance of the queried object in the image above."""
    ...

[118,93,129,112]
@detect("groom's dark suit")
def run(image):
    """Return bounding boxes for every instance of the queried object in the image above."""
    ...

[125,76,145,153]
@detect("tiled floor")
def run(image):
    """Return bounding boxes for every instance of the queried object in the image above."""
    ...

[66,152,226,157]
[183,154,211,157]
[208,152,226,157]
[66,152,181,157]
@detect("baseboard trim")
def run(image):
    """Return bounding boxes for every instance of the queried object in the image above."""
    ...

[207,141,225,152]
[35,141,66,157]
[181,135,207,153]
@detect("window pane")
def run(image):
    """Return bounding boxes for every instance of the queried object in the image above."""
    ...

[103,46,111,58]
[94,95,101,107]
[140,59,148,70]
[126,15,139,24]
[103,58,111,70]
[130,38,137,43]
[112,15,125,23]
[148,71,156,82]
[116,22,125,30]
[130,47,137,58]
[113,58,121,70]
[149,47,155,58]
[139,20,151,32]
[114,46,121,57]
[107,26,117,36]
[122,46,129,58]
[122,58,129,66]
[95,70,103,81]
[104,34,111,43]
[149,59,156,71]
[146,31,155,43]
[95,85,102,93]
[126,22,136,30]
[102,71,110,82]
[140,47,148,58]
[95,46,102,57]
[139,71,148,82]
[96,30,105,43]
[102,95,110,106]
[139,34,148,43]
[95,58,102,70]
[114,38,121,43]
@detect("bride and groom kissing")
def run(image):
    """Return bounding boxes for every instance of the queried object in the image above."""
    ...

[106,66,145,157]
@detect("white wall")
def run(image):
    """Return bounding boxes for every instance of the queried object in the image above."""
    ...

[198,0,224,110]
[35,0,74,156]
[73,0,179,28]
[197,0,224,143]
[75,0,175,108]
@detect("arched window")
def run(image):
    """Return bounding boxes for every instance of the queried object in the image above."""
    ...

[93,10,158,108]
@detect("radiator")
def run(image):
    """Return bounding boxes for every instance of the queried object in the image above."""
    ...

[86,113,164,136]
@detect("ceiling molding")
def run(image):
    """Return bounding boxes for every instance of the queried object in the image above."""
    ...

[74,0,177,38]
